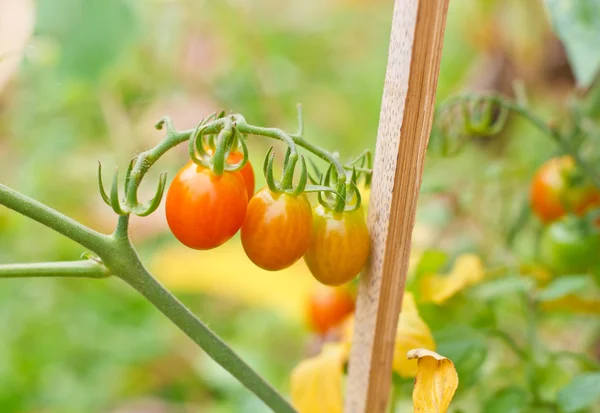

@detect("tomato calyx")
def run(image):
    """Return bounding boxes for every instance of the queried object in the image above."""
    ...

[460,97,509,137]
[262,147,308,196]
[188,114,250,177]
[313,163,363,213]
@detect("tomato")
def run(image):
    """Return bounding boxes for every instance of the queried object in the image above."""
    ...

[227,151,255,199]
[530,156,600,223]
[538,215,600,275]
[165,162,248,249]
[306,285,355,335]
[304,205,370,286]
[241,188,312,271]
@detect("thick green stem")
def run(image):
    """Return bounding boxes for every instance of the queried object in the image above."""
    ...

[0,184,111,252]
[110,245,297,413]
[237,123,346,180]
[0,260,109,279]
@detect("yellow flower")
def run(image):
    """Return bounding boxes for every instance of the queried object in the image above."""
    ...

[290,343,348,413]
[420,254,485,304]
[408,349,459,413]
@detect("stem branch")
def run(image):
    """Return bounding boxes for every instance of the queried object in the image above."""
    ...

[0,260,109,279]
[115,252,297,413]
[0,184,111,252]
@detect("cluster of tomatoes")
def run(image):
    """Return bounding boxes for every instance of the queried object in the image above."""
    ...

[165,150,371,287]
[530,156,600,275]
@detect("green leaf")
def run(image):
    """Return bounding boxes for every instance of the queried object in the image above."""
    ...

[471,276,535,300]
[545,0,600,88]
[415,250,448,277]
[557,372,600,413]
[484,387,529,413]
[434,325,487,388]
[536,275,591,302]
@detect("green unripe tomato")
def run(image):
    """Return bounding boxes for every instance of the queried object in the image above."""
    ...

[538,215,600,275]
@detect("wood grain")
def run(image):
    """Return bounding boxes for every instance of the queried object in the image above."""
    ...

[344,0,449,412]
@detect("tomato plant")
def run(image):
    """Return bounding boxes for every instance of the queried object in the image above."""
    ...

[538,215,600,275]
[304,205,370,286]
[241,188,312,271]
[306,286,355,335]
[165,162,248,250]
[530,156,600,223]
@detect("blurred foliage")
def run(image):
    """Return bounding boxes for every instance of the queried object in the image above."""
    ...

[1,0,599,412]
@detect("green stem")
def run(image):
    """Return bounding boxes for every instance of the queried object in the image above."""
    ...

[108,242,297,413]
[0,260,109,279]
[237,123,346,180]
[439,94,600,188]
[0,184,111,252]
[124,116,357,211]
[486,328,528,359]
[523,294,541,403]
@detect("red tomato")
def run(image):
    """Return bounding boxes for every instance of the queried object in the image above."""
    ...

[530,156,600,223]
[241,188,312,271]
[307,285,355,335]
[165,162,248,249]
[304,205,370,286]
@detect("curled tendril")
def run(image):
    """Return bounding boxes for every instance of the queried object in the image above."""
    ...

[98,161,168,217]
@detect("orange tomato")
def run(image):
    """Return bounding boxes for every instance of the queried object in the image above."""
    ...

[165,162,248,249]
[306,285,355,335]
[227,151,255,199]
[530,156,600,223]
[241,188,312,271]
[304,205,370,286]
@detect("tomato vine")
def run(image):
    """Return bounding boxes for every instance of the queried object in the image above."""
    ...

[0,104,377,413]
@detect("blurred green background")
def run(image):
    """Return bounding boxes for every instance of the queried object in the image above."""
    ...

[0,0,592,412]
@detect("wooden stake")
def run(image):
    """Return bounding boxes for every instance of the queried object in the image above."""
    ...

[345,1,449,412]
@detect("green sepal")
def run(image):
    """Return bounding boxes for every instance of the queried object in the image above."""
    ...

[223,128,249,173]
[123,158,135,196]
[110,167,128,215]
[291,156,308,196]
[264,148,280,193]
[97,162,111,207]
[344,180,362,212]
[486,105,509,135]
[188,119,211,168]
[132,172,168,217]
